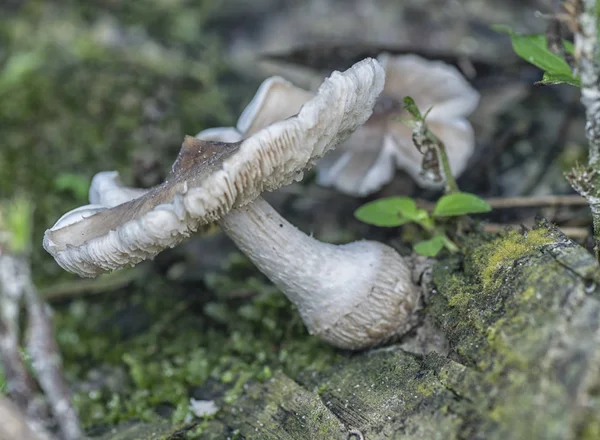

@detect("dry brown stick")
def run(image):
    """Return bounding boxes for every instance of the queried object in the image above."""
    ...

[0,316,40,411]
[0,317,42,415]
[484,194,588,209]
[1,252,82,439]
[483,223,589,239]
[0,254,49,424]
[19,257,83,440]
[0,396,53,440]
[418,194,589,211]
[40,266,145,303]
[1,197,83,439]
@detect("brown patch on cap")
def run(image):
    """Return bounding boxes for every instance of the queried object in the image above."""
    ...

[171,136,240,177]
[48,135,241,248]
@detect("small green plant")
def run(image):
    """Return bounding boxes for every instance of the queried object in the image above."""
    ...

[497,3,600,259]
[355,97,491,257]
[494,25,580,87]
[355,193,490,256]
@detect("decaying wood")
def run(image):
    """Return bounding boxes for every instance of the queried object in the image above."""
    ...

[0,248,82,439]
[0,396,52,440]
[200,220,600,439]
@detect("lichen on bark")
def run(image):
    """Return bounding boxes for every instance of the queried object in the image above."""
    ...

[205,222,600,439]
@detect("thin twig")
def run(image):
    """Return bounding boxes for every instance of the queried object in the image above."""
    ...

[546,15,575,69]
[0,197,82,440]
[484,194,588,208]
[483,223,589,239]
[24,272,82,440]
[417,194,588,211]
[403,97,459,193]
[0,254,49,424]
[40,266,144,303]
[436,137,459,193]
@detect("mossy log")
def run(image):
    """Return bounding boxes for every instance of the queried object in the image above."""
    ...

[196,221,600,439]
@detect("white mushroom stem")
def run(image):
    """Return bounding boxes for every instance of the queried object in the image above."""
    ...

[218,196,420,350]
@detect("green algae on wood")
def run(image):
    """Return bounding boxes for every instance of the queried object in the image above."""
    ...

[220,351,462,440]
[212,223,600,439]
[431,222,600,439]
[96,421,199,440]
[224,372,347,440]
[471,228,554,290]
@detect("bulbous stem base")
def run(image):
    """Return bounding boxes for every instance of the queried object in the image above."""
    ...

[218,196,421,350]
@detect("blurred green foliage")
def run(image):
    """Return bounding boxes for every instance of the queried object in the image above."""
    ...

[0,194,34,253]
[0,0,250,283]
[53,172,90,201]
[0,2,338,436]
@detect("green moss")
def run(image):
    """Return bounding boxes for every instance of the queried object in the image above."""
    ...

[287,350,464,439]
[222,372,348,439]
[447,286,471,309]
[416,380,438,397]
[53,252,339,434]
[520,286,536,301]
[474,229,553,290]
[483,316,530,372]
[95,421,196,440]
[432,227,564,370]
[430,223,600,438]
[581,418,600,440]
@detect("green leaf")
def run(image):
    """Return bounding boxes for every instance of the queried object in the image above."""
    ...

[433,192,492,217]
[511,34,573,77]
[494,26,579,87]
[414,235,445,257]
[398,116,419,129]
[407,208,435,231]
[354,196,418,227]
[402,96,422,120]
[539,71,581,87]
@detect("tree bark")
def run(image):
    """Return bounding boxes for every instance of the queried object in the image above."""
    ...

[203,220,600,439]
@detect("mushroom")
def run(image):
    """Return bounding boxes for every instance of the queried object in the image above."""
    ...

[318,53,480,195]
[44,58,421,350]
[196,75,312,141]
[200,53,480,196]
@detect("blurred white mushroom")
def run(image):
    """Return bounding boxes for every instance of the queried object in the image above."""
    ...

[44,59,422,350]
[89,171,147,206]
[196,75,312,141]
[318,53,480,195]
[201,53,479,196]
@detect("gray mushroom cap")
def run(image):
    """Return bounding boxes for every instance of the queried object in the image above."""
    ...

[43,58,385,277]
